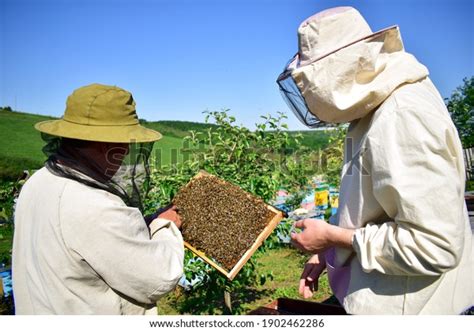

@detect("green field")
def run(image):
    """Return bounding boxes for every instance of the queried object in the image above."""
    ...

[0,111,51,179]
[0,111,50,162]
[142,120,216,138]
[0,110,199,180]
[0,109,330,180]
[152,135,186,166]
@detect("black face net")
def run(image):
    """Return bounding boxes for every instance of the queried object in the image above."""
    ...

[276,56,323,128]
[277,73,322,128]
[41,134,153,212]
[277,54,336,128]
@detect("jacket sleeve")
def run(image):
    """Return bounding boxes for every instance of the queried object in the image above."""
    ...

[352,106,466,276]
[61,193,184,304]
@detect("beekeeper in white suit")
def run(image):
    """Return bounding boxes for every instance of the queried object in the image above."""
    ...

[13,84,184,314]
[282,7,473,314]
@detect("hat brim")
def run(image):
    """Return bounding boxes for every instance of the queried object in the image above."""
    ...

[35,119,162,143]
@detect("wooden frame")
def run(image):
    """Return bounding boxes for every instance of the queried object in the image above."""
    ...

[180,171,285,280]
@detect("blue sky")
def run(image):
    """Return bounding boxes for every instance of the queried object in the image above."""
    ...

[1,0,473,130]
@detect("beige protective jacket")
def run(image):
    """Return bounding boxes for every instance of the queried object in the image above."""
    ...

[335,78,473,314]
[12,167,184,314]
[293,28,473,314]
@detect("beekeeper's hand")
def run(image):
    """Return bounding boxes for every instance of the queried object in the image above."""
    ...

[157,205,182,229]
[299,253,326,299]
[291,219,354,253]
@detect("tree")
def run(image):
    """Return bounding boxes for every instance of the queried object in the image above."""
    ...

[446,77,474,148]
[145,110,311,314]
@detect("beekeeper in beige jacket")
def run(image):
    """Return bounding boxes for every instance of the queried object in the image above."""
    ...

[13,84,184,314]
[281,7,474,314]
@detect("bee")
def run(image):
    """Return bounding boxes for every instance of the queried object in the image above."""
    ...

[173,174,275,270]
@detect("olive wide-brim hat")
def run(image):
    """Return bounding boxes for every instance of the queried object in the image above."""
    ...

[35,83,162,143]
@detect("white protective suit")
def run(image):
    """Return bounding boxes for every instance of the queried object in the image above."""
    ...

[12,167,184,314]
[292,24,474,314]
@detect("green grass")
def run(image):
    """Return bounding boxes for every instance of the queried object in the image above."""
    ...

[0,156,43,181]
[0,111,52,161]
[142,120,216,139]
[152,135,187,167]
[0,110,331,180]
[289,130,331,151]
[0,111,51,179]
[157,247,332,315]
[0,110,196,179]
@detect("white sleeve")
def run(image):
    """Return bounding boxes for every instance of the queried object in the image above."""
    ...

[61,197,184,304]
[352,107,465,276]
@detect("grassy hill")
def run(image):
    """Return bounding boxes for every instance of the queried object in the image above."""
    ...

[0,111,52,180]
[0,110,196,179]
[141,120,216,138]
[0,110,330,180]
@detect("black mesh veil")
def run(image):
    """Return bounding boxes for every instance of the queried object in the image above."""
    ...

[41,133,154,212]
[276,55,323,128]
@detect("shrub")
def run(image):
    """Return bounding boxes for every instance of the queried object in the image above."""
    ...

[446,77,474,148]
[0,178,26,265]
[145,110,313,314]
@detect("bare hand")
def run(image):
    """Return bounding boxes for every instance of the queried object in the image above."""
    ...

[158,205,182,229]
[290,219,333,254]
[299,253,326,299]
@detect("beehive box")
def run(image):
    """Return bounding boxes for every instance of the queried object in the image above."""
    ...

[173,171,284,280]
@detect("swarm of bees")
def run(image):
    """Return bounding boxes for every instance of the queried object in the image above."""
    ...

[173,174,275,270]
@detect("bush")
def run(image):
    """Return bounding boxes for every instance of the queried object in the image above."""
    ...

[446,77,474,148]
[145,110,314,314]
[0,178,26,266]
[0,156,41,181]
[322,125,347,187]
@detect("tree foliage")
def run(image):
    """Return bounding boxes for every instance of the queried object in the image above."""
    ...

[0,109,344,314]
[321,125,347,187]
[446,77,474,148]
[145,110,313,314]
